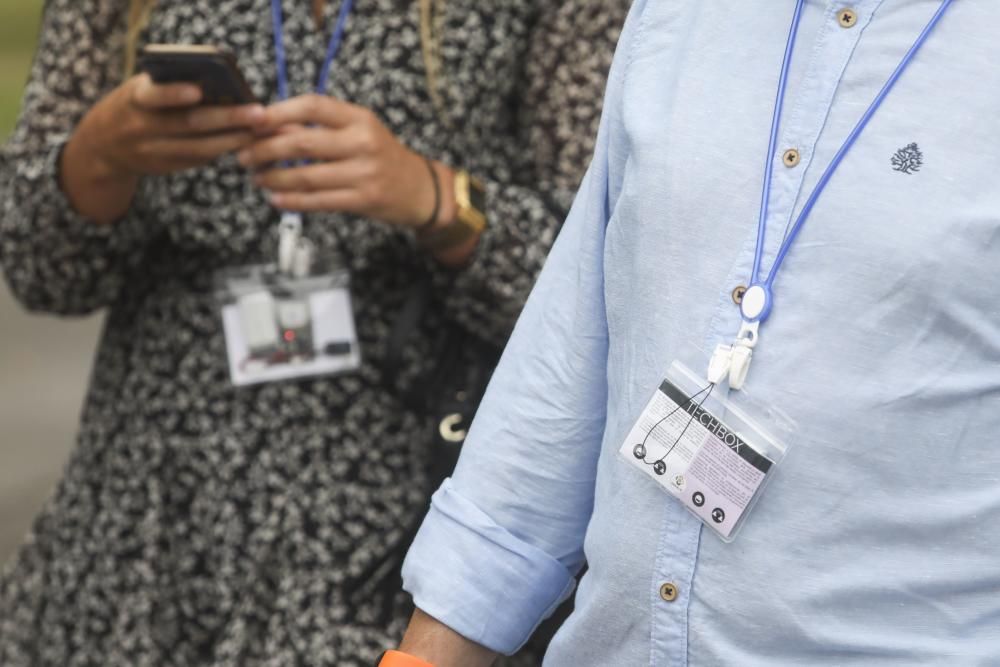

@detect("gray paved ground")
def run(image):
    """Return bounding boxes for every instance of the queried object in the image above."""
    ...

[0,281,101,563]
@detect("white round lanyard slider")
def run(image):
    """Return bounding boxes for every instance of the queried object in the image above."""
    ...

[704,284,766,391]
[739,283,772,322]
[726,284,769,390]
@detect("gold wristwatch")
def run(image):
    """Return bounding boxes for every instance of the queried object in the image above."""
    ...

[421,169,487,252]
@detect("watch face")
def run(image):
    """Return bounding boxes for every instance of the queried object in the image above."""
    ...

[469,177,487,214]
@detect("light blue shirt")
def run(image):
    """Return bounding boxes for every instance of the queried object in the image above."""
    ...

[402,1,1000,664]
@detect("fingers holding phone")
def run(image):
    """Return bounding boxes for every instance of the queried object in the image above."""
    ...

[74,73,265,179]
[62,74,264,223]
[128,74,268,170]
[69,42,265,180]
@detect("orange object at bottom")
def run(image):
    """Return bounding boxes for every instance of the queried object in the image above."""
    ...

[378,650,436,667]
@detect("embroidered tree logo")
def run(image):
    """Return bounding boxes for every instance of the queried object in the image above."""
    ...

[891,142,923,174]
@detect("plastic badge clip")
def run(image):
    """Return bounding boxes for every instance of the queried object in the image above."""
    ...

[729,320,759,390]
[707,344,733,385]
[291,237,315,279]
[706,320,760,391]
[278,212,304,275]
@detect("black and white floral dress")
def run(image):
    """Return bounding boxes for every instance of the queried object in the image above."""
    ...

[0,0,625,665]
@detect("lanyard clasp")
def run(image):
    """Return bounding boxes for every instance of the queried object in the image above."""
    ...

[707,320,759,391]
[278,212,316,277]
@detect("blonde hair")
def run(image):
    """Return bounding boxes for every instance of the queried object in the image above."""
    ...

[125,0,446,112]
[124,0,157,76]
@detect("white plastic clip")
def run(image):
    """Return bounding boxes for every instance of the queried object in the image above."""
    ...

[278,212,303,274]
[728,320,759,391]
[290,238,315,279]
[705,320,761,391]
[707,344,734,385]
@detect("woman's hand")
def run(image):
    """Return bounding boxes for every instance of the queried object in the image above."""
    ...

[237,94,450,229]
[62,73,267,223]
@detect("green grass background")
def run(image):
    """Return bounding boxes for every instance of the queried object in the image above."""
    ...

[1,1,45,140]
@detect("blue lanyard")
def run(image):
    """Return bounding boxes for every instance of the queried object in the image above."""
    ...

[740,0,954,325]
[270,0,355,100]
[269,0,354,275]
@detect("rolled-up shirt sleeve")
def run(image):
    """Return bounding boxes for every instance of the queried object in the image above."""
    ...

[402,480,579,653]
[401,0,644,653]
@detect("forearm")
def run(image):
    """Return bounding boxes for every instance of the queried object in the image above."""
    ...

[398,609,497,667]
[60,122,139,225]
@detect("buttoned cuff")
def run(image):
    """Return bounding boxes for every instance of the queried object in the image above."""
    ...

[401,479,577,656]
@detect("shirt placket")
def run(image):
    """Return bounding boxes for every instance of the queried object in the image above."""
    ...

[648,504,701,667]
[759,0,885,273]
[670,2,884,666]
[701,0,884,357]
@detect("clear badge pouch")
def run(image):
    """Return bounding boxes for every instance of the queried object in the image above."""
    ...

[618,358,793,542]
[217,261,362,387]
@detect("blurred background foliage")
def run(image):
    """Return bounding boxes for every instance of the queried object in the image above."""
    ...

[1,1,44,139]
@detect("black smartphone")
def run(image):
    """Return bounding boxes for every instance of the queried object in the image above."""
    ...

[137,44,257,105]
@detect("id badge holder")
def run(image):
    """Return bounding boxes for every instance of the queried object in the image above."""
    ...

[618,359,793,542]
[216,259,362,387]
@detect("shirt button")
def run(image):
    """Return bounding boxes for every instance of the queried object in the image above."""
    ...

[731,285,747,305]
[782,148,801,167]
[838,8,858,28]
[659,582,679,602]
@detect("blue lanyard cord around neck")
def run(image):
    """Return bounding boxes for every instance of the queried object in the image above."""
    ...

[269,0,355,275]
[742,0,954,325]
[270,0,355,100]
